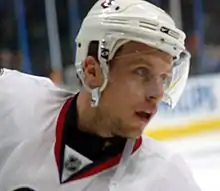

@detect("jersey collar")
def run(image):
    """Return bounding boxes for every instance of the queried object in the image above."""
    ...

[54,96,142,184]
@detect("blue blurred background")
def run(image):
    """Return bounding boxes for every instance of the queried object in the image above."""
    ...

[1,0,220,84]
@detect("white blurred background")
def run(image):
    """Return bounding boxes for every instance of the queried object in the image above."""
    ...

[0,0,220,190]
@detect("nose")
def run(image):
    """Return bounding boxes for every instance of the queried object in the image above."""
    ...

[145,78,164,104]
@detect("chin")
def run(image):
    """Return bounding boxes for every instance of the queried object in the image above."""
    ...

[127,134,142,140]
[124,128,144,139]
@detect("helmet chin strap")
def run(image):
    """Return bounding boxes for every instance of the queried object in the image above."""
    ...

[90,88,100,107]
[90,68,108,107]
[75,61,109,107]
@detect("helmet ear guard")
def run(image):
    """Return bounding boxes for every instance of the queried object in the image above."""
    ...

[75,61,104,107]
[75,39,110,107]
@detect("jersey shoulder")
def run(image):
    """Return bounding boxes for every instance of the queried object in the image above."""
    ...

[0,69,73,138]
[0,68,58,92]
[0,68,73,103]
[140,136,201,191]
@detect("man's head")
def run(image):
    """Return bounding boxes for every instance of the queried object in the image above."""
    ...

[79,41,172,138]
[75,0,190,139]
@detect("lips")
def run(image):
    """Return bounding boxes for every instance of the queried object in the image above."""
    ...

[135,106,157,124]
[135,111,152,123]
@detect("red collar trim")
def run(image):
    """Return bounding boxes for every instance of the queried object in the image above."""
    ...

[54,97,73,169]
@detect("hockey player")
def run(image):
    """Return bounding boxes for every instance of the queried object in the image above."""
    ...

[0,0,201,190]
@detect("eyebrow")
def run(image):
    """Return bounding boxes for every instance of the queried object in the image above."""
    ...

[138,55,172,73]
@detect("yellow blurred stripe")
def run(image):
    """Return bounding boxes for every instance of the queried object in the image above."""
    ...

[144,118,220,140]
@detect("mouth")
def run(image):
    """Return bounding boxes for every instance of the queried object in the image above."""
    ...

[135,111,152,124]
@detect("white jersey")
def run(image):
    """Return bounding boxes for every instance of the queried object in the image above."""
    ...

[0,69,200,191]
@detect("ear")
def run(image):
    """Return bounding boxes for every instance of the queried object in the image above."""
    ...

[83,56,104,89]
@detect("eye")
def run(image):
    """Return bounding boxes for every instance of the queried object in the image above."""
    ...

[135,67,150,77]
[160,73,172,89]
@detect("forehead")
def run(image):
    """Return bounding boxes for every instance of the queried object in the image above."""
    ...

[112,41,172,71]
[117,41,172,61]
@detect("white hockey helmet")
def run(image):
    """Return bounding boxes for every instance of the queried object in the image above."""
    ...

[75,0,190,108]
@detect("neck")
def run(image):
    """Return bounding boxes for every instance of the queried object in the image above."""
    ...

[76,92,114,138]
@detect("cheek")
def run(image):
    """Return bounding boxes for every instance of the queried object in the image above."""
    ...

[123,79,143,98]
[107,74,145,106]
